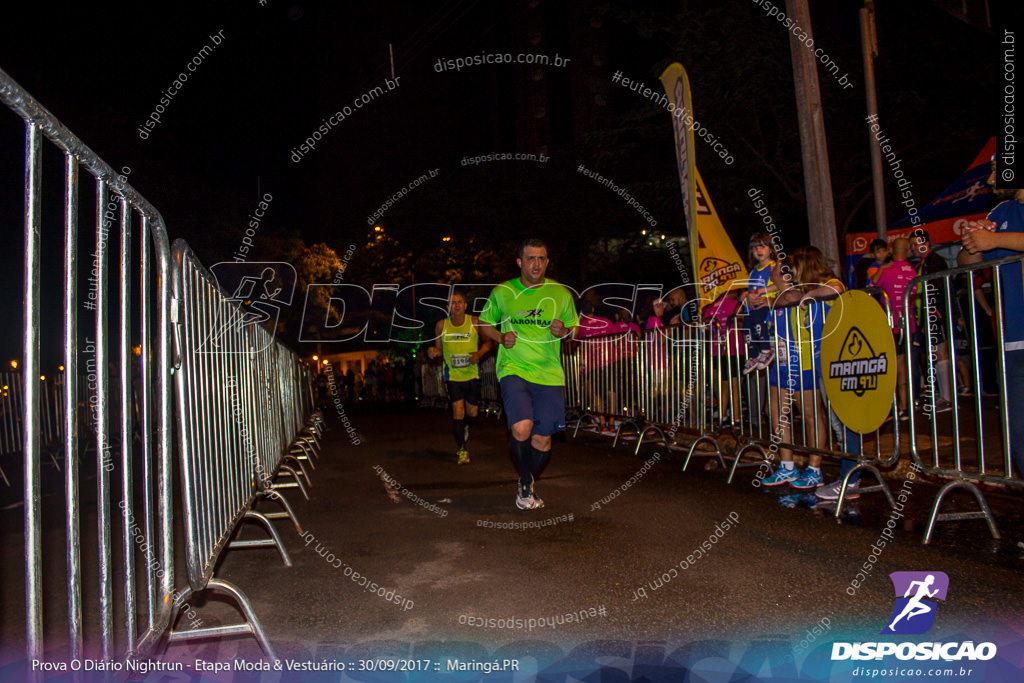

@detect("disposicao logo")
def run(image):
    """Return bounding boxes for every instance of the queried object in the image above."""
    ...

[832,571,997,662]
[882,571,947,635]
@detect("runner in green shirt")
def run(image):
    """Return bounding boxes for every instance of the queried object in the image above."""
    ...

[427,290,491,464]
[479,239,578,510]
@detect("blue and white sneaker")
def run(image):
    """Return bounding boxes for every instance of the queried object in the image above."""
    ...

[791,468,824,490]
[762,466,799,487]
[778,494,800,509]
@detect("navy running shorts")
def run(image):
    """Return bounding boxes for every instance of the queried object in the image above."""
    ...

[499,375,566,436]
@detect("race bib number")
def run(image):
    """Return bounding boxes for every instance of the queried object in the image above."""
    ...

[450,354,471,368]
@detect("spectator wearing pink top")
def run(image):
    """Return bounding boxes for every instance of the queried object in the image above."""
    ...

[871,237,917,419]
[577,302,637,432]
[703,289,743,426]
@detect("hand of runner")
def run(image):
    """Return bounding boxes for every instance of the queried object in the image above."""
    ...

[549,319,568,338]
[502,331,518,348]
[426,346,440,359]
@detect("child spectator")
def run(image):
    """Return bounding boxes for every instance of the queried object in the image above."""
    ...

[741,233,781,374]
[761,246,845,491]
[865,238,891,284]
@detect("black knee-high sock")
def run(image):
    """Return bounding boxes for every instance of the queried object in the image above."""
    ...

[464,414,475,443]
[530,445,550,483]
[452,418,466,447]
[511,437,532,491]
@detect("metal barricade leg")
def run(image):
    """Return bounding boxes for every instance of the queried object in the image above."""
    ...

[923,481,1000,544]
[256,489,304,535]
[228,511,294,567]
[273,465,310,501]
[165,579,279,662]
[829,463,897,518]
[726,442,766,485]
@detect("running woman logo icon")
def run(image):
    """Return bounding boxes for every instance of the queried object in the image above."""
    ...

[881,571,949,635]
[200,261,297,354]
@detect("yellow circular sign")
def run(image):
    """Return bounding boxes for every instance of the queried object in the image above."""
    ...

[820,290,897,434]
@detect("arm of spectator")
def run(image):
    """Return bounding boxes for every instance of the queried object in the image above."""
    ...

[775,288,802,307]
[977,288,994,316]
[800,280,846,308]
[969,275,995,317]
[959,246,983,266]
[870,261,888,284]
[963,228,1024,255]
[746,289,767,309]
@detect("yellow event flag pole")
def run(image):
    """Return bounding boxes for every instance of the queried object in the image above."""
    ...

[659,64,699,279]
[693,167,748,307]
[660,63,747,309]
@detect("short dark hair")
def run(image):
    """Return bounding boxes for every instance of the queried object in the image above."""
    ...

[869,238,887,251]
[518,238,547,259]
[910,228,930,244]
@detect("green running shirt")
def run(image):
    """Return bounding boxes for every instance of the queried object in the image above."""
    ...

[479,278,578,386]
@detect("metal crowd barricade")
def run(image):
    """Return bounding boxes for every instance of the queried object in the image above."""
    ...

[560,341,582,422]
[478,356,502,417]
[571,328,636,436]
[419,362,446,408]
[630,322,711,455]
[721,295,901,513]
[563,321,706,452]
[0,373,69,485]
[172,240,330,659]
[1,372,27,485]
[416,355,503,416]
[557,294,901,513]
[3,65,176,664]
[903,254,1024,542]
[272,344,321,496]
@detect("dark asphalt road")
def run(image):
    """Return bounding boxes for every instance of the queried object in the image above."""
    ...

[3,401,1023,680]
[201,403,1024,663]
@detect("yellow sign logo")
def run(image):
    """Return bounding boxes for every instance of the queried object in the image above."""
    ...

[821,291,897,434]
[829,327,888,396]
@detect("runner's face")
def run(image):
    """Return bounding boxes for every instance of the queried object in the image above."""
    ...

[449,295,467,316]
[517,246,549,285]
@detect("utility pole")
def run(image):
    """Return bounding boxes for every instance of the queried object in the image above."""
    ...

[785,0,840,271]
[861,1,886,240]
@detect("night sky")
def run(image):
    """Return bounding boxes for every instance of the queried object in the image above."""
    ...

[0,0,1019,362]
